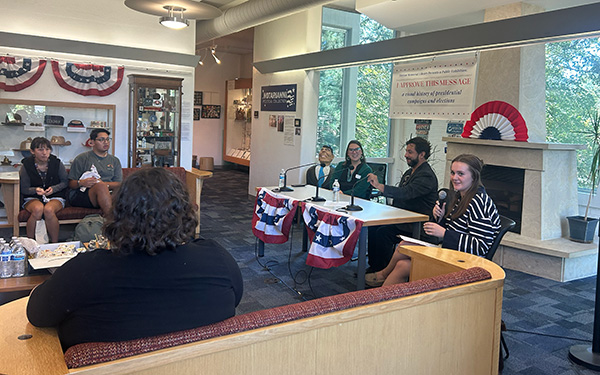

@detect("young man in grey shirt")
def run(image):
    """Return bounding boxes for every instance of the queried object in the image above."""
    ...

[67,128,122,215]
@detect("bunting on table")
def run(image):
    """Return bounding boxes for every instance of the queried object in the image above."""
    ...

[302,203,364,269]
[51,61,124,96]
[252,188,299,244]
[0,56,47,92]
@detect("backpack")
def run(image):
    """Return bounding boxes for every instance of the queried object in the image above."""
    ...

[73,214,105,243]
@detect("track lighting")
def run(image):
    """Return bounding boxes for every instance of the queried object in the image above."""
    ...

[211,46,221,65]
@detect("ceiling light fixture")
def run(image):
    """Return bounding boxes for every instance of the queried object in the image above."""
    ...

[211,45,221,65]
[159,6,189,30]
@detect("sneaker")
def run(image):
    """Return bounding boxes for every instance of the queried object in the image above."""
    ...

[365,272,384,287]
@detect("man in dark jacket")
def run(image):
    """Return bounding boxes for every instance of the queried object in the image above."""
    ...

[365,137,438,272]
[306,145,335,187]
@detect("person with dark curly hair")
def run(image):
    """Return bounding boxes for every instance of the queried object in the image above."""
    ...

[26,167,243,350]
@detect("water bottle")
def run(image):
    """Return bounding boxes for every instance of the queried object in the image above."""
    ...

[11,240,26,277]
[332,179,340,203]
[278,169,285,188]
[0,243,12,278]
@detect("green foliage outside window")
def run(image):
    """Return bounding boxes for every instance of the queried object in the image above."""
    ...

[317,12,394,158]
[546,37,600,191]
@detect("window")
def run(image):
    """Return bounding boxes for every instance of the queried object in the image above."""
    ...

[546,37,600,191]
[316,8,395,158]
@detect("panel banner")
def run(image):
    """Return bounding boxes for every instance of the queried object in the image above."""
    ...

[261,84,297,112]
[389,57,478,120]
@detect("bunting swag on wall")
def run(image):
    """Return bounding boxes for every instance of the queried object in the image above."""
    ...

[0,56,47,92]
[51,61,124,96]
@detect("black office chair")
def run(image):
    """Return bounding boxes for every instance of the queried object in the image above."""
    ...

[486,214,516,371]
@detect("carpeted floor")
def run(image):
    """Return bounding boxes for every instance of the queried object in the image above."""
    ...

[203,166,600,375]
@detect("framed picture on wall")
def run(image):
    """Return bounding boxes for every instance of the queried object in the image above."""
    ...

[193,108,201,121]
[194,91,203,106]
[201,105,221,119]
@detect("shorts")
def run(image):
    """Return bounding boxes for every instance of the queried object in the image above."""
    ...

[68,189,95,209]
[23,197,66,209]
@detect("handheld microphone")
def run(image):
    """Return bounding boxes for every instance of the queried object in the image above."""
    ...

[310,163,327,202]
[345,166,384,211]
[435,188,449,222]
[276,162,317,192]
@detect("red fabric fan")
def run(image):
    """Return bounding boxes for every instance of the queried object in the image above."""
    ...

[462,101,528,141]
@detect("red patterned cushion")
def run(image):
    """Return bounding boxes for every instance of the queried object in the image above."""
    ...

[64,267,491,369]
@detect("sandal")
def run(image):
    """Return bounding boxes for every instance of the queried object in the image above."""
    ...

[365,272,385,287]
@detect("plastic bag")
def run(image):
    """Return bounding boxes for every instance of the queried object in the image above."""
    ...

[35,219,49,244]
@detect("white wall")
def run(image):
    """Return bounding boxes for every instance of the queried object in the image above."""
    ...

[0,0,197,169]
[249,8,322,196]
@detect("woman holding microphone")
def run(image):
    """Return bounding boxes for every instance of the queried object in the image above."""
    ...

[365,154,501,287]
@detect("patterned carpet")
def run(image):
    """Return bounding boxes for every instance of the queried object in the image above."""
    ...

[203,167,600,375]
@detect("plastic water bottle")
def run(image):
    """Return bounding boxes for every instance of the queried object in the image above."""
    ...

[11,240,26,277]
[332,179,340,203]
[0,243,12,278]
[278,169,285,188]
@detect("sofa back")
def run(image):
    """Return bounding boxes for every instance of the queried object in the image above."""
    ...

[64,266,491,369]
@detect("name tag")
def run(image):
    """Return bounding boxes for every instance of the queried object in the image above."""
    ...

[356,174,361,179]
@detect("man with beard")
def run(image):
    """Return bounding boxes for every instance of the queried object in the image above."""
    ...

[365,137,438,274]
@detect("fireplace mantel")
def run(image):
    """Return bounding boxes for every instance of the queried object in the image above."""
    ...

[443,137,585,151]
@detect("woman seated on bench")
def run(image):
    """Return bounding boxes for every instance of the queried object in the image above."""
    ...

[26,167,243,350]
[366,154,501,287]
[20,137,68,243]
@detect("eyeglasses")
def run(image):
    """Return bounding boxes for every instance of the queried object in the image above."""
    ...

[348,147,361,152]
[95,137,111,143]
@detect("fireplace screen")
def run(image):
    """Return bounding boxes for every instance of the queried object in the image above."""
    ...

[481,165,523,234]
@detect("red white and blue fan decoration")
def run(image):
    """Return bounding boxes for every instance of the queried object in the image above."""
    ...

[51,61,124,96]
[0,56,46,92]
[462,100,528,141]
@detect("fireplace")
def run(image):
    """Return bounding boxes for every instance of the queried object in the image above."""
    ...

[481,165,524,234]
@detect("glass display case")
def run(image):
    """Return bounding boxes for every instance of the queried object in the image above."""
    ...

[0,99,115,167]
[223,78,252,167]
[128,75,183,168]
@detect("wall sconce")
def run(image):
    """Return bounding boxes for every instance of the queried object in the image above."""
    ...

[159,6,189,30]
[211,46,221,65]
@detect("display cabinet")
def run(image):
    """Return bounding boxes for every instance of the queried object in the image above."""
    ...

[128,75,182,168]
[0,98,115,166]
[223,78,252,167]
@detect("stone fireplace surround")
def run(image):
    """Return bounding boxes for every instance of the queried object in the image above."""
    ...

[444,137,596,281]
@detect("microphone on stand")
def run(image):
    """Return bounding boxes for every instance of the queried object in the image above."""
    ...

[345,166,384,212]
[276,162,317,192]
[434,188,449,222]
[310,163,327,202]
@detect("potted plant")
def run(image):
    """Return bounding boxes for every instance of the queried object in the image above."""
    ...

[568,110,600,243]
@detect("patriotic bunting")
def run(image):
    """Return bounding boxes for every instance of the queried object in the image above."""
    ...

[0,56,47,92]
[51,61,124,96]
[252,188,299,244]
[302,203,364,269]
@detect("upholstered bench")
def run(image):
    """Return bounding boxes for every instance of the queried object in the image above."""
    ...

[16,167,212,235]
[0,246,506,375]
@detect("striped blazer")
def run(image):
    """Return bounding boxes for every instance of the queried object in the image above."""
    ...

[441,187,501,257]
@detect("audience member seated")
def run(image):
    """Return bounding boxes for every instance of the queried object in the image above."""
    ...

[366,154,500,287]
[26,167,243,351]
[20,137,68,243]
[365,137,438,272]
[306,145,335,187]
[67,128,122,215]
[330,140,373,199]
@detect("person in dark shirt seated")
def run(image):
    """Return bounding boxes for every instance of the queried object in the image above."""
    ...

[306,145,335,187]
[365,137,438,272]
[27,167,243,350]
[330,140,373,199]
